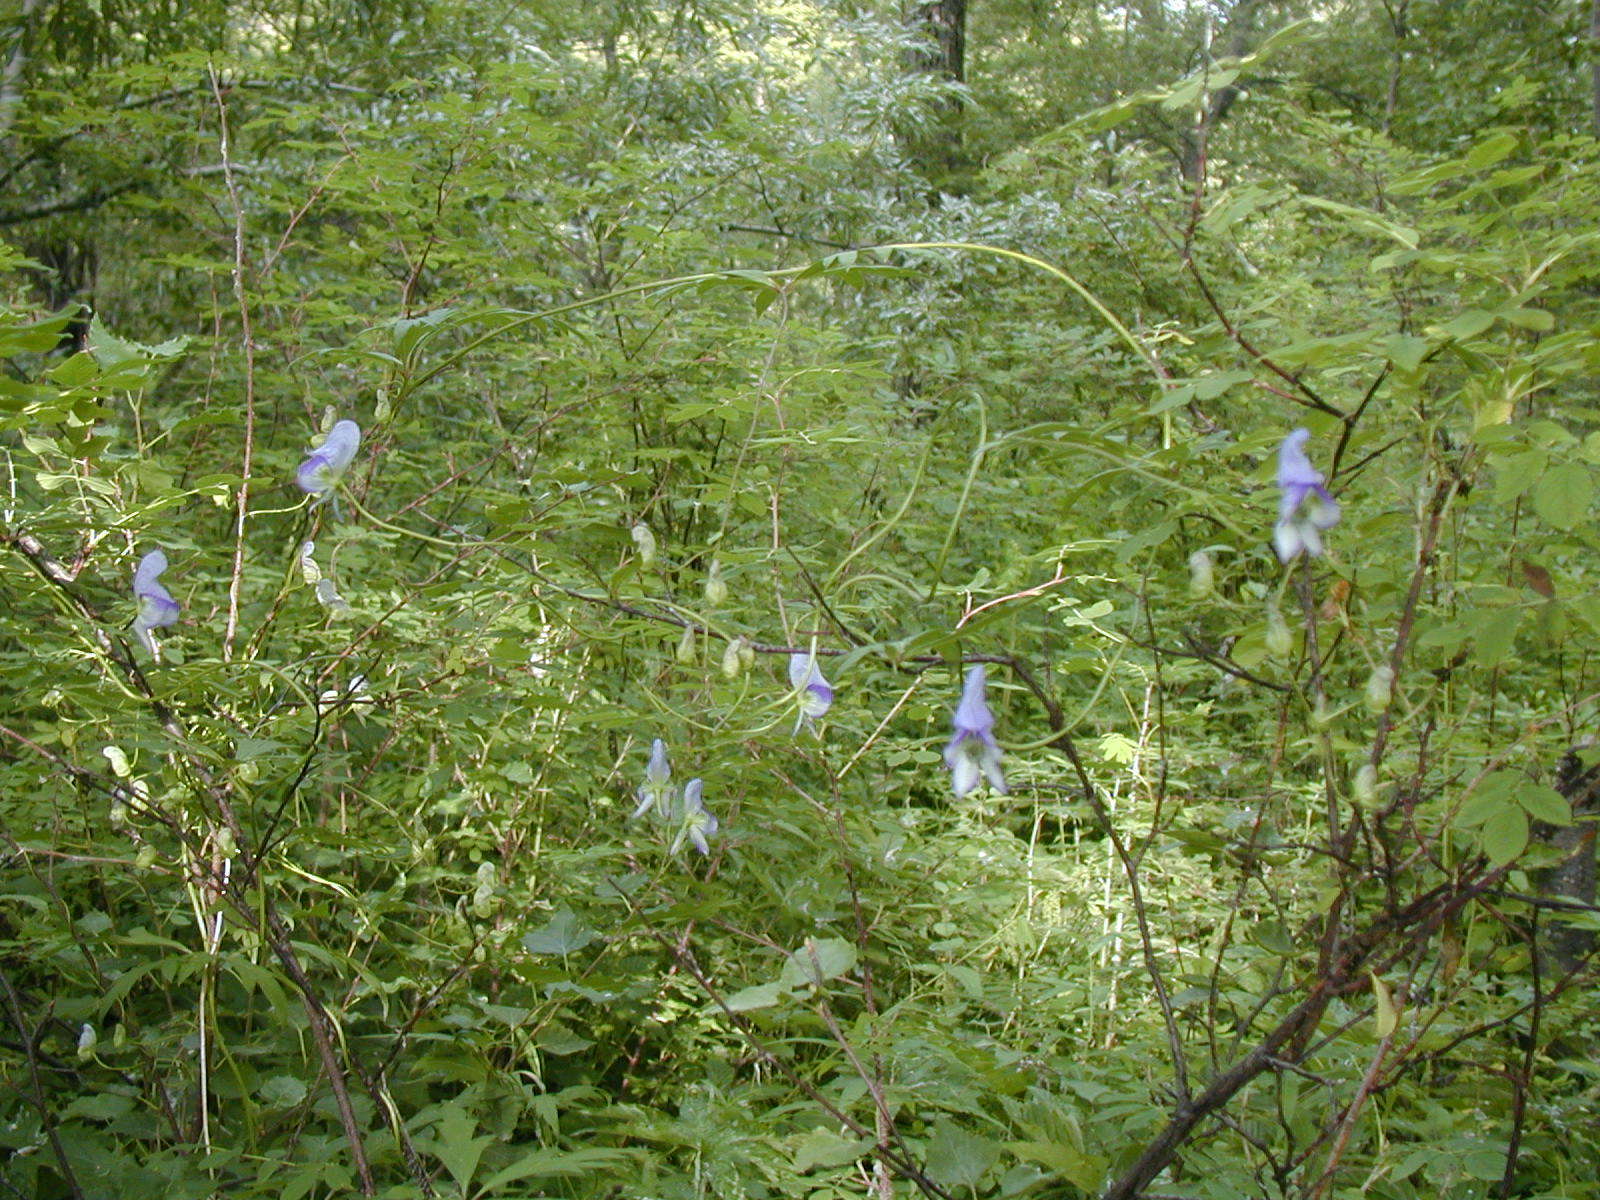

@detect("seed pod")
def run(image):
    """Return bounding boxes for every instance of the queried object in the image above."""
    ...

[1365,664,1395,714]
[676,624,697,664]
[722,636,749,678]
[631,523,657,565]
[1188,550,1215,597]
[704,559,728,606]
[1353,763,1378,802]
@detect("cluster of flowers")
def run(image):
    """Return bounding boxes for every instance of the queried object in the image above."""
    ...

[131,420,363,651]
[130,419,1337,852]
[630,738,719,855]
[789,652,1006,797]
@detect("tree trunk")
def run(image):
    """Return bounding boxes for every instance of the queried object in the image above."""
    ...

[0,0,43,142]
[901,0,968,189]
[908,0,965,84]
[1382,0,1409,135]
[1536,746,1600,974]
[1176,0,1263,183]
[1590,0,1600,137]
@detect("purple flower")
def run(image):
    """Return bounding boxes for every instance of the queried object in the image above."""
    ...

[675,778,719,855]
[944,664,1006,796]
[789,650,834,735]
[132,549,179,653]
[632,737,672,819]
[1273,428,1340,562]
[296,420,361,503]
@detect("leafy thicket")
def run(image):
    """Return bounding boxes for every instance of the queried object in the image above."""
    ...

[3,1,1600,1198]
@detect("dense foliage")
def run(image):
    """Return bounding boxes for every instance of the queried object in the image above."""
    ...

[4,1,1600,1197]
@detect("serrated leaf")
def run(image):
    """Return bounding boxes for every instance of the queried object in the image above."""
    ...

[1519,784,1571,826]
[259,1075,309,1107]
[521,909,598,956]
[792,1127,872,1172]
[1471,607,1521,668]
[1480,806,1529,866]
[1532,463,1593,531]
[925,1118,1000,1191]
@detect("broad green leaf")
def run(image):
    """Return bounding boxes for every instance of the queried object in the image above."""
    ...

[778,937,857,988]
[721,982,788,1012]
[1532,463,1593,530]
[1470,607,1522,668]
[1519,785,1572,826]
[1480,807,1529,866]
[925,1118,1001,1191]
[792,1127,872,1172]
[522,909,598,956]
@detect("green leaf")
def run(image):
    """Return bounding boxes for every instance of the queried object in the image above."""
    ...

[259,1076,309,1107]
[925,1118,1001,1191]
[1471,607,1522,668]
[1519,785,1572,826]
[1384,334,1431,374]
[1437,310,1496,341]
[473,1146,636,1194]
[778,937,857,988]
[435,1105,492,1191]
[721,981,788,1012]
[1480,806,1529,866]
[521,909,598,956]
[792,1127,872,1173]
[1531,462,1593,530]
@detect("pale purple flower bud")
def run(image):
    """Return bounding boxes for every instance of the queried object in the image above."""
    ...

[296,420,361,502]
[632,737,673,819]
[676,778,719,856]
[131,550,179,653]
[789,650,834,735]
[944,665,1007,797]
[1273,428,1339,562]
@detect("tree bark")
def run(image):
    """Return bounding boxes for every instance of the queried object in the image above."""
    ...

[1536,746,1600,974]
[1176,0,1263,183]
[1590,0,1600,137]
[901,0,968,188]
[0,0,43,142]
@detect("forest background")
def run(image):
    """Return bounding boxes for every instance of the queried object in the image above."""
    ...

[4,1,1600,1198]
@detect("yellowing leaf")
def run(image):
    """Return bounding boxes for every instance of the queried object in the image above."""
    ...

[1368,971,1398,1038]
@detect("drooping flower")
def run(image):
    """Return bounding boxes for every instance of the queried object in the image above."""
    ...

[632,737,673,819]
[944,664,1007,797]
[674,778,719,856]
[1273,428,1340,562]
[315,578,352,614]
[788,649,834,735]
[296,419,361,503]
[131,549,180,653]
[298,539,322,584]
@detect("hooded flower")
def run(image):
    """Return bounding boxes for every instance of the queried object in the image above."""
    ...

[296,420,361,503]
[131,550,180,653]
[944,664,1006,797]
[632,737,673,819]
[1273,428,1340,562]
[674,778,719,856]
[788,650,834,735]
